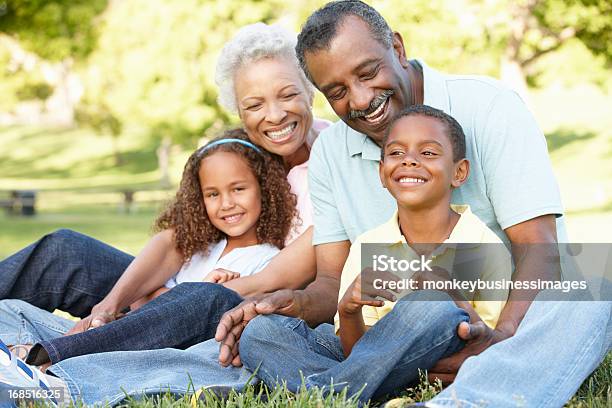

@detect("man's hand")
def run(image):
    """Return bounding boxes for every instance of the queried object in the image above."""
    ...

[428,321,511,384]
[214,290,300,367]
[204,268,240,283]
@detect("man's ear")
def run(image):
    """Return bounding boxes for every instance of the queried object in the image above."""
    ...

[392,32,409,69]
[451,158,470,188]
[379,160,387,189]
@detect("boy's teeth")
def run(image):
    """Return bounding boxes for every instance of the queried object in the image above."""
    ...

[266,123,296,140]
[399,177,425,183]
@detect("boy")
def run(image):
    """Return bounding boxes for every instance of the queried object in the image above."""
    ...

[337,105,511,356]
[240,105,511,403]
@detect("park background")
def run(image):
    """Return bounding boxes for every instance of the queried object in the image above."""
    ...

[0,0,610,406]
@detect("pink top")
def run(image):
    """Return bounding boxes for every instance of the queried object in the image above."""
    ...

[285,118,332,244]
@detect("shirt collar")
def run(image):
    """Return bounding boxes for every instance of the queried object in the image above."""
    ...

[347,126,382,161]
[419,59,451,115]
[383,205,484,255]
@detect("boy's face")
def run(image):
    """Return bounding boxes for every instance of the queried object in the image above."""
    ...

[379,115,468,210]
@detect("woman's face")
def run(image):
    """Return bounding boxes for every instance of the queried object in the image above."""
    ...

[234,56,313,158]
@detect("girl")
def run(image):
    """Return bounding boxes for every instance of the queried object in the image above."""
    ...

[0,127,298,368]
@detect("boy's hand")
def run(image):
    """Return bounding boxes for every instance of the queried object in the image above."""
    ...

[338,267,400,316]
[204,268,240,283]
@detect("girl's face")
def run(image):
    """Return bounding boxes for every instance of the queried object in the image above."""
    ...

[199,151,262,245]
[235,56,314,159]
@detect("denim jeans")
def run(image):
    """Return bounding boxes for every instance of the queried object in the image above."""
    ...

[4,295,611,407]
[0,299,254,405]
[0,229,131,318]
[239,290,468,403]
[0,282,243,364]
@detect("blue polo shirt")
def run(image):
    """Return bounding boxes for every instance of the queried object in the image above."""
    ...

[308,60,566,245]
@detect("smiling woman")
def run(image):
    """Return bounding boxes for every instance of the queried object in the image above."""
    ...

[215,22,331,240]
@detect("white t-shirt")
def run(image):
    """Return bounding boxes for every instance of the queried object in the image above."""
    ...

[164,239,279,288]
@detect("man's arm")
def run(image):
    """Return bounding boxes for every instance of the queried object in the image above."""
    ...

[215,239,350,366]
[494,214,560,336]
[428,214,559,383]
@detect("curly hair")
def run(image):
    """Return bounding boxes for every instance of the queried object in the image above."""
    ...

[155,128,297,262]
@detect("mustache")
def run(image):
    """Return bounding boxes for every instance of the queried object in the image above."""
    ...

[348,90,395,120]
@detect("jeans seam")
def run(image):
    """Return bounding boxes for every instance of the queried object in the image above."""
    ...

[48,363,80,404]
[31,318,70,334]
[41,340,62,363]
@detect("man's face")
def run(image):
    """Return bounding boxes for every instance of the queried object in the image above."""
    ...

[304,16,412,144]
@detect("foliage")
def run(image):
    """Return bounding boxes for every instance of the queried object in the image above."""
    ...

[79,0,291,148]
[0,0,107,60]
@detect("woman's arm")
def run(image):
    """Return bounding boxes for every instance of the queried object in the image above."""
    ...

[65,229,183,334]
[223,226,316,297]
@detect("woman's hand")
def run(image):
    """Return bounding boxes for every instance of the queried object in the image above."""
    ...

[64,307,123,336]
[204,268,240,283]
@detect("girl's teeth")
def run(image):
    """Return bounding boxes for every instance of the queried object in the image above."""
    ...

[224,214,241,223]
[266,123,296,140]
[399,177,425,183]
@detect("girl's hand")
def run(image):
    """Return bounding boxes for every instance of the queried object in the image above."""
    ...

[338,267,399,317]
[204,268,240,283]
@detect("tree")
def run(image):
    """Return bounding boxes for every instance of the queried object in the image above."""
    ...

[0,0,107,124]
[498,0,612,96]
[80,0,287,186]
[0,0,107,61]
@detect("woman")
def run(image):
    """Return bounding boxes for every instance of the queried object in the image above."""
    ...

[0,23,329,362]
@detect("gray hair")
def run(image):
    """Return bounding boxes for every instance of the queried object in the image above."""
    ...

[296,0,393,84]
[215,23,314,114]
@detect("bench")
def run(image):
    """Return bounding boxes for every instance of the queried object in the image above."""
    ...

[0,190,37,216]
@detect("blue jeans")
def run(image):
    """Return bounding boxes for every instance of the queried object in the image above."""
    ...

[0,299,254,406]
[0,229,131,318]
[1,282,243,364]
[239,290,468,403]
[4,296,610,407]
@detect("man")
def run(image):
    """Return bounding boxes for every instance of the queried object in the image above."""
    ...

[216,1,611,406]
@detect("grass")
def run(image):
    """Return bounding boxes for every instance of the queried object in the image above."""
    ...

[3,85,612,406]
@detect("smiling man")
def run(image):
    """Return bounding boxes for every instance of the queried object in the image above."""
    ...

[217,1,611,406]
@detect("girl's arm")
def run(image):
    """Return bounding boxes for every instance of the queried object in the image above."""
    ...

[65,229,183,334]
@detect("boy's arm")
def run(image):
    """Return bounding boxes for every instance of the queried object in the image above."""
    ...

[338,312,368,356]
[65,229,183,335]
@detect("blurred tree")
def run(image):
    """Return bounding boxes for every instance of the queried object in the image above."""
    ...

[497,0,612,95]
[0,0,106,123]
[0,0,107,60]
[81,0,287,186]
[75,101,123,165]
[376,0,610,96]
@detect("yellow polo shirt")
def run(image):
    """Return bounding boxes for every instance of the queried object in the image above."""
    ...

[334,205,511,333]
